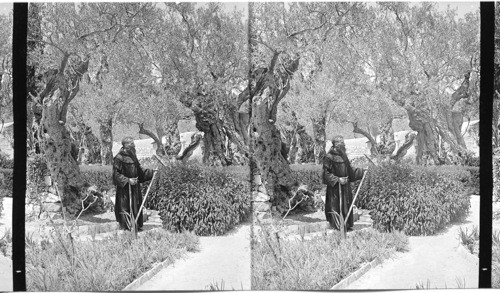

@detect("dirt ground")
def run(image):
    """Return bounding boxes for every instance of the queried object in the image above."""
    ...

[133,223,251,291]
[0,197,12,292]
[346,195,480,289]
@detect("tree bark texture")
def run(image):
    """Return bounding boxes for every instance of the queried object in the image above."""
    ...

[393,73,472,165]
[81,126,101,164]
[37,54,90,210]
[406,105,441,165]
[250,53,301,211]
[181,89,250,166]
[290,124,314,164]
[495,63,500,149]
[138,122,165,157]
[99,117,114,165]
[352,121,379,156]
[391,131,416,161]
[177,131,203,161]
[311,115,326,164]
[377,118,396,155]
[163,121,181,156]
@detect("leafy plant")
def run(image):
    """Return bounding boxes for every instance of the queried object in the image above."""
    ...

[147,162,250,236]
[0,168,11,215]
[252,227,408,290]
[0,151,13,169]
[79,165,115,192]
[458,226,479,254]
[492,229,500,288]
[26,228,198,291]
[356,161,471,236]
[0,228,12,256]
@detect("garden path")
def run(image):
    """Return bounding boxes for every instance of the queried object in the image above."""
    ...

[0,197,12,292]
[346,195,480,289]
[134,223,251,291]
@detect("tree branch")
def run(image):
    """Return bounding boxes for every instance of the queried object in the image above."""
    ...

[351,121,378,155]
[287,21,328,39]
[137,122,161,146]
[77,24,119,40]
[250,37,277,53]
[27,38,69,56]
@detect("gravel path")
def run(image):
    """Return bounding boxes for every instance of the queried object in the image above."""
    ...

[346,195,480,289]
[0,197,12,292]
[134,223,251,291]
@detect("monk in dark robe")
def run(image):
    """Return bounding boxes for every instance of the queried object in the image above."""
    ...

[113,137,156,230]
[323,135,366,231]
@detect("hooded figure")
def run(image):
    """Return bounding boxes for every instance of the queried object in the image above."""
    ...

[113,137,154,230]
[323,135,366,230]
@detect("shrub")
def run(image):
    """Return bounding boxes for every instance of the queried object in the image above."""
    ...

[252,227,408,290]
[357,161,470,236]
[0,150,13,169]
[26,229,198,291]
[289,164,323,191]
[0,168,12,217]
[493,230,500,288]
[147,162,250,236]
[461,150,479,167]
[80,165,114,192]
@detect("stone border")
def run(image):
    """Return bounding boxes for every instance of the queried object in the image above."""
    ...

[330,256,383,290]
[122,255,173,291]
[121,227,180,291]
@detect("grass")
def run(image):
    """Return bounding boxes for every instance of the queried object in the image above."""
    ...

[26,228,198,291]
[493,230,500,288]
[0,228,11,257]
[251,227,408,290]
[415,277,467,289]
[457,226,479,254]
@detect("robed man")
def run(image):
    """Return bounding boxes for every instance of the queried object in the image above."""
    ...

[113,137,156,230]
[323,135,366,231]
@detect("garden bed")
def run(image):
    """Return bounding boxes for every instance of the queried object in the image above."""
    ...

[26,228,198,291]
[251,227,408,290]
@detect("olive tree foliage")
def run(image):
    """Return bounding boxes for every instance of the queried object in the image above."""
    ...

[27,3,158,212]
[0,12,12,134]
[138,3,249,166]
[363,3,479,165]
[494,3,500,150]
[249,2,365,211]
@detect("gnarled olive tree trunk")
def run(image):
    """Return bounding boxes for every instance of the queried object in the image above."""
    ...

[138,122,166,157]
[99,117,113,165]
[377,118,396,155]
[311,115,326,164]
[181,88,250,166]
[164,121,182,157]
[250,53,301,211]
[393,73,472,165]
[38,55,89,210]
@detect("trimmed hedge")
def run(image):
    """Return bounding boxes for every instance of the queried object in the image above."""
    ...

[289,164,324,191]
[0,168,10,216]
[288,161,476,236]
[288,161,478,197]
[356,161,471,236]
[147,162,250,236]
[80,165,114,192]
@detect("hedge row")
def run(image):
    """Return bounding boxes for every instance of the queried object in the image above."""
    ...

[356,161,471,235]
[0,168,11,216]
[147,162,250,236]
[289,161,477,236]
[289,161,479,197]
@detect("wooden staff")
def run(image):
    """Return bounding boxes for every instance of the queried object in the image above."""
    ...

[134,155,164,225]
[345,167,369,225]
